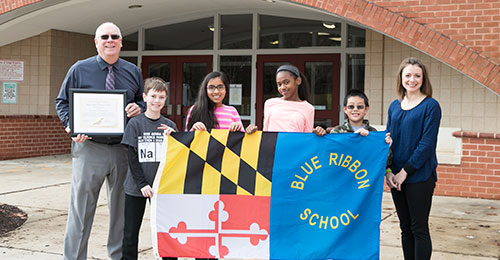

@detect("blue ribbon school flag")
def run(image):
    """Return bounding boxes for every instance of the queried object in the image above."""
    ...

[151,130,389,260]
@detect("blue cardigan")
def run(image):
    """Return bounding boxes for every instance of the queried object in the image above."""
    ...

[386,97,441,184]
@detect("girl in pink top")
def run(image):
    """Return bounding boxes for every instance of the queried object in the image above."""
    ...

[185,71,244,132]
[247,65,325,135]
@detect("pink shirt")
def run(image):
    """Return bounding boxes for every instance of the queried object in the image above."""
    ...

[185,104,244,131]
[263,98,315,133]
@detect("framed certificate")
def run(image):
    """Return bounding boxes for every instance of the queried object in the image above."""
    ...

[69,89,127,137]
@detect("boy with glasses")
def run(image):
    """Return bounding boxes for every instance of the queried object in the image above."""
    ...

[329,89,377,135]
[327,89,392,174]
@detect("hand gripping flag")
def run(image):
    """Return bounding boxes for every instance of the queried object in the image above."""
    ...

[151,130,390,260]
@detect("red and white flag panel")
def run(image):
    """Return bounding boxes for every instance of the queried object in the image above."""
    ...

[155,194,270,259]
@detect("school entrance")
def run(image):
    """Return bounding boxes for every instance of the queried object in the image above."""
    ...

[141,54,341,130]
[128,12,366,130]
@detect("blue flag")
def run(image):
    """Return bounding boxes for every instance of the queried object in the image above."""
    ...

[270,131,389,260]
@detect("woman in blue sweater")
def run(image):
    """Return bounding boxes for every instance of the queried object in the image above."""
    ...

[385,57,441,260]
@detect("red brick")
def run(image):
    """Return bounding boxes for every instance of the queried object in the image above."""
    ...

[475,3,492,9]
[463,144,478,150]
[459,16,475,22]
[470,151,486,157]
[478,157,494,163]
[476,169,494,175]
[436,184,456,192]
[460,192,480,198]
[469,163,487,169]
[461,162,471,168]
[470,175,486,181]
[445,167,462,173]
[478,145,494,151]
[437,173,454,179]
[443,191,461,197]
[458,174,473,180]
[442,17,458,23]
[470,187,487,193]
[467,138,486,144]
[462,157,477,162]
[458,4,474,10]
[486,175,500,182]
[485,139,500,145]
[486,163,500,170]
[483,8,500,15]
[466,34,483,40]
[486,187,500,194]
[475,16,492,22]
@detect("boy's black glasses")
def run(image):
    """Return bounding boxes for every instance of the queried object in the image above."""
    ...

[100,34,121,40]
[346,105,365,110]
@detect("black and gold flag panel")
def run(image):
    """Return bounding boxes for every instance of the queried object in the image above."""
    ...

[157,130,277,196]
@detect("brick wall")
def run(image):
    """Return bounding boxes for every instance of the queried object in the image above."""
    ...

[369,0,500,65]
[435,132,500,199]
[0,115,70,160]
[0,0,41,14]
[383,131,500,199]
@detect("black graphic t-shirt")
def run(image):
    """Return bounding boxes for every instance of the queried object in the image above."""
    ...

[121,113,178,196]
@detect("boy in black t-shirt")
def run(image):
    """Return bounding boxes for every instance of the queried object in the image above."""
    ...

[121,77,177,260]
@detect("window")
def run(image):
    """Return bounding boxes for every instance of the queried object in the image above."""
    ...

[348,25,365,47]
[145,17,214,50]
[121,56,138,65]
[305,61,333,111]
[259,15,341,48]
[221,14,252,49]
[122,32,138,51]
[220,56,252,116]
[347,54,365,92]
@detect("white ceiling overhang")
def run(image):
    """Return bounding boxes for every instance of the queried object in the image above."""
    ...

[0,0,343,47]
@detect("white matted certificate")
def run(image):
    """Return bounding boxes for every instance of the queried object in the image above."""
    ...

[229,84,242,105]
[69,89,127,137]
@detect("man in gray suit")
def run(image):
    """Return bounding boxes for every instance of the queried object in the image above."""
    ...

[55,22,145,260]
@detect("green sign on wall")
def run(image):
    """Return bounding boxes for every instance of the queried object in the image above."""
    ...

[2,82,17,104]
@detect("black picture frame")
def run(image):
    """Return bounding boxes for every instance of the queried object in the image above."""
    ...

[69,88,127,137]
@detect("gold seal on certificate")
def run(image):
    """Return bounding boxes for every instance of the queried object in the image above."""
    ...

[69,89,127,137]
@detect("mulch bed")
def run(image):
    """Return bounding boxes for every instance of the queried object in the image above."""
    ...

[0,204,28,236]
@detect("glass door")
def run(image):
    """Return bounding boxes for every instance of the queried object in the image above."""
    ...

[142,56,212,129]
[256,54,340,129]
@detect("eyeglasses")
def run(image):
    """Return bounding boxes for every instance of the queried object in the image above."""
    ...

[100,34,121,40]
[207,84,225,91]
[346,105,365,110]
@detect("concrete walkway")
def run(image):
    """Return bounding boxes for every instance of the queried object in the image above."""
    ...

[0,154,498,259]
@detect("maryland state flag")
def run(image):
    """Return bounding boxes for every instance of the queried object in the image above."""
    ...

[151,130,389,260]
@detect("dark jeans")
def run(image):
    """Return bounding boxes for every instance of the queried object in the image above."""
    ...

[391,174,435,260]
[121,194,177,260]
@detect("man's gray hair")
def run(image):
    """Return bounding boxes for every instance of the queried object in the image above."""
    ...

[95,22,122,38]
